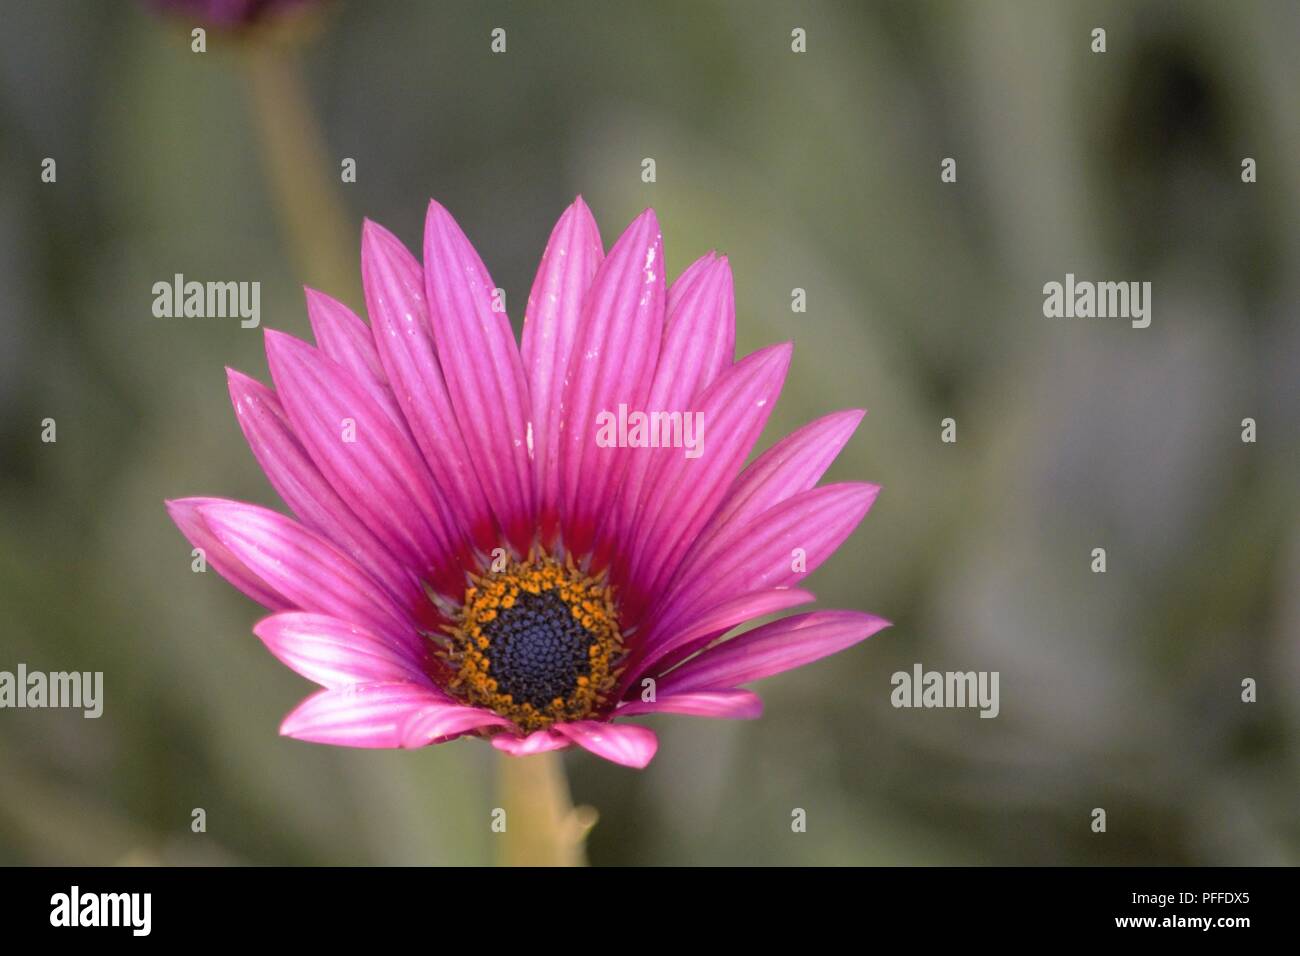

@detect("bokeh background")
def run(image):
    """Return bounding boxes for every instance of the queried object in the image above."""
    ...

[1,0,1297,865]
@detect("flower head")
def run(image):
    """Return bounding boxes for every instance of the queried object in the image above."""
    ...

[167,198,887,768]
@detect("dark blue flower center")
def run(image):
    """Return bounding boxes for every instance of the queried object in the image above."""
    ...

[447,552,623,731]
[482,589,596,710]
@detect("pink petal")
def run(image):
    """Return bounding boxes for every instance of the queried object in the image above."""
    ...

[253,612,435,689]
[620,343,792,614]
[193,499,418,653]
[422,201,535,554]
[554,721,659,769]
[709,408,865,534]
[623,587,815,690]
[166,497,291,610]
[490,729,571,756]
[226,369,422,611]
[617,690,763,720]
[361,219,498,553]
[662,253,735,389]
[304,288,390,393]
[400,703,512,747]
[264,329,463,596]
[556,208,665,558]
[666,250,717,318]
[652,482,880,640]
[279,681,446,748]
[597,256,735,562]
[657,610,890,695]
[520,197,604,548]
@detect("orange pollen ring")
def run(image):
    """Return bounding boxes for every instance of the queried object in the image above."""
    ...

[442,551,624,732]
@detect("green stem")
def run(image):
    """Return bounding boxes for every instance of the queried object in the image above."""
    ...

[496,751,595,866]
[242,41,356,297]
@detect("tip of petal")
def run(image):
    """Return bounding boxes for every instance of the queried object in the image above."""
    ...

[225,366,260,390]
[263,328,292,365]
[561,194,600,230]
[602,208,664,277]
[741,340,794,375]
[164,496,207,519]
[263,328,313,364]
[424,198,458,230]
[303,286,344,316]
[164,498,210,539]
[636,206,660,230]
[834,482,882,518]
[277,712,304,738]
[821,608,891,631]
[555,720,659,769]
[620,207,660,242]
[360,218,408,259]
[703,254,732,280]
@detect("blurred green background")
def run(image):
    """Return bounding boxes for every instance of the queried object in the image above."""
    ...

[1,0,1297,865]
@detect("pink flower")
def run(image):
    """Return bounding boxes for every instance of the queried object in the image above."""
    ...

[167,198,887,769]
